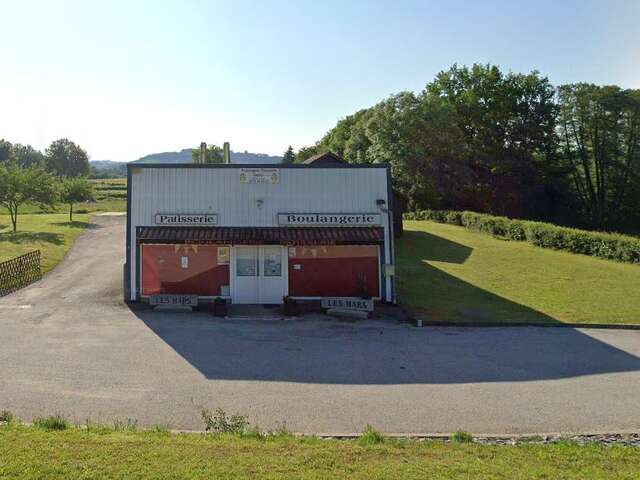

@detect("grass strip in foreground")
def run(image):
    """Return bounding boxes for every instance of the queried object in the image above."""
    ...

[1,424,639,479]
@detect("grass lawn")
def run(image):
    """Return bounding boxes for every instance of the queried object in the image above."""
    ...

[0,214,90,273]
[397,220,640,324]
[1,426,639,480]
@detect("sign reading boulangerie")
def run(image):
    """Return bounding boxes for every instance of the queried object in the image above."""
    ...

[278,213,381,226]
[155,214,218,225]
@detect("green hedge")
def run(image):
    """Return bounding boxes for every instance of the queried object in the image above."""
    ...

[404,210,640,264]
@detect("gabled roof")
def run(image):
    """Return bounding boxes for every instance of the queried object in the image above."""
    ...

[303,152,346,166]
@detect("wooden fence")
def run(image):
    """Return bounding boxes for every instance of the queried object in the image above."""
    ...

[0,250,42,296]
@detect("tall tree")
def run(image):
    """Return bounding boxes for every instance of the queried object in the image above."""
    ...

[282,146,295,164]
[0,166,58,232]
[12,144,45,168]
[294,145,319,163]
[45,139,90,177]
[557,83,640,228]
[368,93,472,211]
[424,63,559,217]
[191,144,223,163]
[318,111,368,159]
[0,139,13,163]
[304,63,640,231]
[59,177,94,221]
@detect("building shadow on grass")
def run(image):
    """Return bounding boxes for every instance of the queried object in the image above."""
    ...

[130,229,640,384]
[400,229,474,264]
[396,230,558,324]
[0,231,64,245]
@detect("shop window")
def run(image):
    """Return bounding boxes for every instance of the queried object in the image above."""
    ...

[288,245,379,298]
[142,244,230,296]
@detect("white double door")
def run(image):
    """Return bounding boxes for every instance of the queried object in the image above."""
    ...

[231,245,287,304]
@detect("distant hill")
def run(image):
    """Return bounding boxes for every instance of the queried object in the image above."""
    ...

[135,148,282,165]
[90,148,283,178]
[91,160,127,171]
[90,160,127,178]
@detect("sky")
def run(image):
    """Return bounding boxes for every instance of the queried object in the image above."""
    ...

[0,0,639,162]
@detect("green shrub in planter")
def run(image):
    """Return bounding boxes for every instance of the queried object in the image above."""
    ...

[283,296,297,316]
[212,297,227,317]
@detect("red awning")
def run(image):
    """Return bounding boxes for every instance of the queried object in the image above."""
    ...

[136,226,384,245]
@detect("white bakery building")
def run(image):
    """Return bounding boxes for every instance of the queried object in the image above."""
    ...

[124,152,397,306]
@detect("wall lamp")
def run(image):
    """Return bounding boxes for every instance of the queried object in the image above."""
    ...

[376,199,388,211]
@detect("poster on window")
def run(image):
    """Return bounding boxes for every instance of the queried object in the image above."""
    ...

[217,247,230,265]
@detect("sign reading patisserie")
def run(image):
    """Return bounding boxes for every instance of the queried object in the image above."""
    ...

[154,214,218,225]
[278,213,381,226]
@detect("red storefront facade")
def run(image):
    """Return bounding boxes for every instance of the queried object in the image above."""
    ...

[140,243,380,300]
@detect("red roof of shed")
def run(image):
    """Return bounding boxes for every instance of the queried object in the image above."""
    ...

[136,226,384,245]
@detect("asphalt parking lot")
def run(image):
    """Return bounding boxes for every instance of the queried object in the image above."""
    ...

[2,214,640,434]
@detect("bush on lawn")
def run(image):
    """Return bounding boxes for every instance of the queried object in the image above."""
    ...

[0,410,14,424]
[201,408,249,435]
[451,431,474,443]
[404,210,640,264]
[358,424,386,446]
[33,415,69,431]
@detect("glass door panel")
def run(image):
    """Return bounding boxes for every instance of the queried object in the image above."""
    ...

[236,246,258,276]
[232,246,259,303]
[263,246,282,277]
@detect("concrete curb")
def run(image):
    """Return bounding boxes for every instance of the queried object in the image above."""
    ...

[167,428,640,439]
[13,422,640,439]
[397,304,640,331]
[223,316,285,321]
[413,320,640,330]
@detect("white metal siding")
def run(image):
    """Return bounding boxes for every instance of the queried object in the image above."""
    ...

[128,167,392,301]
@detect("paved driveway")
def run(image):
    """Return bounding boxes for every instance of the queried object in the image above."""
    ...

[2,214,640,434]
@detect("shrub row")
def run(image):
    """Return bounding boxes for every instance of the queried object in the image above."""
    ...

[94,184,127,191]
[95,191,127,199]
[404,210,640,264]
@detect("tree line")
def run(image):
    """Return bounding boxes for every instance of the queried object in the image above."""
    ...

[292,64,640,233]
[0,138,93,231]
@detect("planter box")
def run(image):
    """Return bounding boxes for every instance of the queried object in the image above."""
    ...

[283,302,298,316]
[211,301,228,317]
